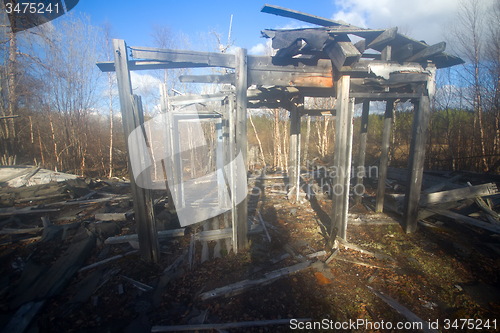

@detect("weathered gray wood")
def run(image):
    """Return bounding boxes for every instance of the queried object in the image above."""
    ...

[129,46,235,68]
[78,250,138,273]
[420,183,498,206]
[402,95,431,233]
[199,261,310,300]
[425,208,500,234]
[392,43,413,61]
[367,27,398,50]
[405,42,446,62]
[195,224,263,242]
[0,227,43,235]
[104,228,185,244]
[113,39,159,263]
[324,41,362,70]
[151,318,312,332]
[201,221,210,264]
[120,275,154,292]
[1,300,45,333]
[261,4,347,27]
[376,100,395,212]
[341,97,355,238]
[289,97,302,203]
[235,48,249,251]
[169,93,227,106]
[163,249,188,274]
[355,100,370,204]
[350,92,422,99]
[329,75,351,244]
[368,286,438,333]
[179,74,235,84]
[94,213,127,222]
[262,28,330,50]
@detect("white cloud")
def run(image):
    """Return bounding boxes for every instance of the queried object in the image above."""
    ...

[331,0,480,45]
[249,39,273,55]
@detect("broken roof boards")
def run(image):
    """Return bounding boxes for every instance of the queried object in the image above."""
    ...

[97,4,464,260]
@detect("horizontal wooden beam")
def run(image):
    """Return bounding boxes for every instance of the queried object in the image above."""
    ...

[324,41,361,70]
[420,183,498,206]
[129,46,236,68]
[169,93,228,106]
[426,208,500,234]
[350,92,422,99]
[179,74,235,84]
[301,109,336,116]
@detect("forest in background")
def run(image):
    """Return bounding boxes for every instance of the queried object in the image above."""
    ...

[1,0,500,178]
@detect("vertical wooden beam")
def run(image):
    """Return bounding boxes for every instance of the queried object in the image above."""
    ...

[159,83,175,212]
[234,48,248,251]
[402,95,430,233]
[340,97,355,239]
[329,75,350,246]
[289,96,302,202]
[113,39,159,263]
[375,100,395,212]
[354,100,370,205]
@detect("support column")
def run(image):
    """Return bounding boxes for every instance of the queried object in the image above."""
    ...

[113,39,159,263]
[354,100,370,205]
[289,96,302,203]
[234,47,248,251]
[402,95,430,233]
[329,75,351,246]
[375,100,395,212]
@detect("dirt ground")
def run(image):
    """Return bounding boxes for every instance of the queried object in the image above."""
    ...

[1,177,500,332]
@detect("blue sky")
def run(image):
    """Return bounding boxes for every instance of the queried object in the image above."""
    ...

[70,0,469,55]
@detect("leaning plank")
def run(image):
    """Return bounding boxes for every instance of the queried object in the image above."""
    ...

[199,261,311,301]
[11,231,96,308]
[78,250,139,273]
[261,4,346,27]
[368,286,439,333]
[324,41,361,70]
[425,208,500,234]
[366,27,398,50]
[163,250,188,274]
[120,275,154,292]
[1,300,45,333]
[104,228,185,245]
[152,318,312,332]
[0,207,60,217]
[420,183,498,206]
[405,42,446,62]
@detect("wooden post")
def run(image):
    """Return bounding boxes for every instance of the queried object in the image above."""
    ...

[159,83,175,212]
[234,48,248,251]
[375,100,395,212]
[329,75,350,246]
[402,95,431,233]
[340,97,355,239]
[289,96,302,202]
[354,100,370,205]
[113,39,159,263]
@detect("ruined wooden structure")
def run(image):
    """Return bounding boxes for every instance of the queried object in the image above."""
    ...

[97,4,463,261]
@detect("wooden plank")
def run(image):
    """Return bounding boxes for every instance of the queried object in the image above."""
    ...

[113,39,159,263]
[0,227,43,235]
[368,286,439,333]
[341,97,355,237]
[355,100,370,204]
[366,27,398,50]
[129,46,235,68]
[235,48,248,251]
[94,213,127,221]
[151,318,312,332]
[195,225,263,242]
[350,92,422,99]
[199,261,310,300]
[420,183,498,206]
[405,42,446,62]
[402,95,430,233]
[425,208,500,234]
[329,75,350,245]
[169,92,227,106]
[104,228,185,244]
[261,4,347,27]
[262,28,331,50]
[376,100,395,212]
[179,74,235,84]
[1,300,45,333]
[289,97,302,203]
[324,41,361,70]
[78,250,139,273]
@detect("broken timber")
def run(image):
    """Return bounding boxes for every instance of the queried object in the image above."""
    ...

[199,261,310,300]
